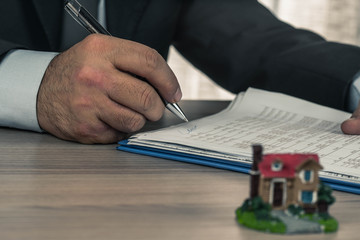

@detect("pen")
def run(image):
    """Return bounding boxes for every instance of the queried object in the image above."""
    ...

[64,0,188,122]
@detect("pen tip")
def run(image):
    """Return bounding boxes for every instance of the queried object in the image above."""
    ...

[165,102,189,122]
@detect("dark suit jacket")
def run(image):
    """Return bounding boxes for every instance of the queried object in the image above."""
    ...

[1,0,360,111]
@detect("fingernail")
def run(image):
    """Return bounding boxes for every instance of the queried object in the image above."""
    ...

[174,88,182,102]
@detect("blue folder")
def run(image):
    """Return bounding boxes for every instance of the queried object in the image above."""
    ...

[118,140,360,195]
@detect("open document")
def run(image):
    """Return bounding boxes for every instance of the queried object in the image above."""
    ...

[118,88,360,194]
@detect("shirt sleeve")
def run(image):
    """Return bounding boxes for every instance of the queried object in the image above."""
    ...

[347,71,360,113]
[0,49,58,132]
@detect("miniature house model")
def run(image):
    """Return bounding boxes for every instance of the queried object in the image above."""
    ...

[250,145,323,212]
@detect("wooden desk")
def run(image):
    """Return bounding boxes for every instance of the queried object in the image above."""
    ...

[0,101,358,240]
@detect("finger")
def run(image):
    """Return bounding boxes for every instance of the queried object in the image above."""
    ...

[75,125,127,144]
[105,69,165,121]
[51,100,128,144]
[69,91,147,135]
[96,96,147,133]
[69,113,128,144]
[341,117,360,135]
[107,38,182,103]
[48,114,126,144]
[341,100,360,135]
[88,127,128,144]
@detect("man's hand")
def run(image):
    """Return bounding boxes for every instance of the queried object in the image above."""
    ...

[37,34,182,144]
[341,101,360,135]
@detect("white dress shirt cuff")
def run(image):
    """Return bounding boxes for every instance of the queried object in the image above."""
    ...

[0,50,58,132]
[348,71,360,113]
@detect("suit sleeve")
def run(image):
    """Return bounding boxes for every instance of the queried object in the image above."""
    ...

[0,1,62,131]
[173,0,360,111]
[0,39,24,60]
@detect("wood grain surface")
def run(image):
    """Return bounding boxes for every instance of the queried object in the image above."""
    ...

[0,101,358,240]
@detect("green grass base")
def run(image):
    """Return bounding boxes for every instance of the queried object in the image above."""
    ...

[236,207,338,234]
[235,207,286,234]
[300,213,338,233]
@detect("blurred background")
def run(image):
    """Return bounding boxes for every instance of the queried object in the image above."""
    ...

[167,0,360,100]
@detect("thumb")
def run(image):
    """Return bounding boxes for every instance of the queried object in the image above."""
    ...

[341,103,360,134]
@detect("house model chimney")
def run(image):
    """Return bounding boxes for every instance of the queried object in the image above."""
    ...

[250,144,263,198]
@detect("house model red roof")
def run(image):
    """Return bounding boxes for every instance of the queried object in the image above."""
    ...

[259,153,320,178]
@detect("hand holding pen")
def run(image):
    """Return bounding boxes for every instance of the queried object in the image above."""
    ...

[65,0,188,122]
[36,1,186,144]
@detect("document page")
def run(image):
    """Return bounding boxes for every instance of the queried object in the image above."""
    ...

[128,88,360,180]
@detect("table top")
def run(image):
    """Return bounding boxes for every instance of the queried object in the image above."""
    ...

[0,100,359,240]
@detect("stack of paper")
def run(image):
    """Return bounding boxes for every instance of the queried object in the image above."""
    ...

[118,88,360,194]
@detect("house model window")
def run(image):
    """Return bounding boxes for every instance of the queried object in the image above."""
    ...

[271,160,283,171]
[301,169,314,183]
[301,190,316,204]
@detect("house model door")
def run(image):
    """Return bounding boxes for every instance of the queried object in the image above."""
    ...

[271,179,286,208]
